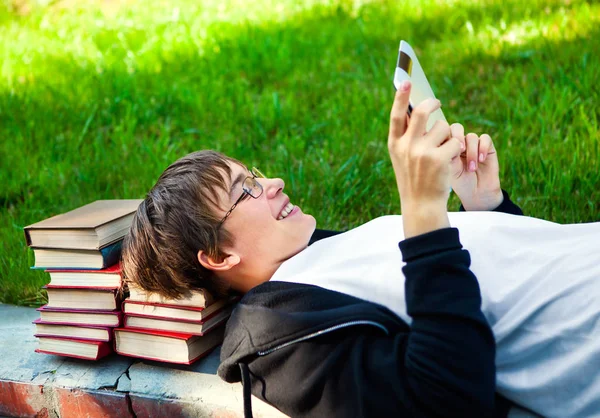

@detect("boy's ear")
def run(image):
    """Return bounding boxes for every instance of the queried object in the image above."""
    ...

[197,250,240,272]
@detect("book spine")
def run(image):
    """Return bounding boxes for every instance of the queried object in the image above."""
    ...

[96,341,113,359]
[23,228,33,247]
[100,240,123,269]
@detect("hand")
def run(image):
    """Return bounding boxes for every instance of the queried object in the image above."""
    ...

[388,81,462,238]
[449,124,503,211]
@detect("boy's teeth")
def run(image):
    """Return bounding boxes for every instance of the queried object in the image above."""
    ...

[278,203,294,220]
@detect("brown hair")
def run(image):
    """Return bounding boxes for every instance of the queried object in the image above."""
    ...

[121,150,242,298]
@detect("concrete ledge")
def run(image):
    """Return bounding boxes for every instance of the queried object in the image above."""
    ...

[0,303,286,418]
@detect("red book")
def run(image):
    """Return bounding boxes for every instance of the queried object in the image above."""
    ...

[121,297,234,322]
[33,318,113,342]
[123,305,233,335]
[36,336,112,361]
[114,325,225,364]
[37,305,122,327]
[45,263,122,288]
[44,285,121,310]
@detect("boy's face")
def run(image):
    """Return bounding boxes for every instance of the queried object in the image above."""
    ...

[215,162,317,287]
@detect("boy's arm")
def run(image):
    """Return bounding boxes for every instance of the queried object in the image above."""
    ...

[399,227,496,415]
[246,228,498,418]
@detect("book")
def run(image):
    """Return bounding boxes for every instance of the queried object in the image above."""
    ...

[36,336,112,360]
[122,297,232,322]
[44,286,120,311]
[114,325,225,364]
[393,40,446,131]
[31,240,122,270]
[24,199,142,250]
[33,318,112,342]
[37,305,121,327]
[124,305,233,335]
[127,285,214,308]
[46,263,122,287]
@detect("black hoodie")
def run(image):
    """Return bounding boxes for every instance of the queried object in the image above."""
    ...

[218,192,522,418]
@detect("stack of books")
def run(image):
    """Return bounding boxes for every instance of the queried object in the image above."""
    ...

[24,200,141,361]
[114,286,234,365]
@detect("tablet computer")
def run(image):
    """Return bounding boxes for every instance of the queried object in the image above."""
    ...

[393,40,447,131]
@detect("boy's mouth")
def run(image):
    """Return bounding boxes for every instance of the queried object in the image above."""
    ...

[277,202,295,220]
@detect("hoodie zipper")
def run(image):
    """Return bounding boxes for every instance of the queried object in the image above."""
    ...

[257,320,389,356]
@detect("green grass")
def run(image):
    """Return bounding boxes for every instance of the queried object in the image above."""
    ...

[1,0,599,306]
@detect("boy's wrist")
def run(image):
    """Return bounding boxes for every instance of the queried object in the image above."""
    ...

[461,188,504,211]
[401,201,450,238]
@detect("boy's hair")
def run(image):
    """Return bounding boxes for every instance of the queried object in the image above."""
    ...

[122,150,242,298]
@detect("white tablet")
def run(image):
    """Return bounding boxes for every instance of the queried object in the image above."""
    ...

[393,40,447,131]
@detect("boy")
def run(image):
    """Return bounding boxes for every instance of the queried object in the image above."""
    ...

[123,82,600,417]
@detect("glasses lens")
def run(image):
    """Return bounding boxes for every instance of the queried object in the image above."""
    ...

[242,176,263,198]
[252,167,266,178]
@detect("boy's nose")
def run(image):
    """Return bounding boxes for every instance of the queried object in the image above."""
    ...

[264,177,285,199]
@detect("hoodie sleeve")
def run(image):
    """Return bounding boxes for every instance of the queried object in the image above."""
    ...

[241,228,498,418]
[399,227,497,416]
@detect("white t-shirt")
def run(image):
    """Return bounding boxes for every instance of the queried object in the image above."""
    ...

[271,212,600,418]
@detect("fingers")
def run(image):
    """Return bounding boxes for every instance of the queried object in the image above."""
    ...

[406,98,441,138]
[426,120,451,146]
[439,136,463,161]
[450,123,465,149]
[478,133,495,162]
[465,133,479,172]
[389,81,412,139]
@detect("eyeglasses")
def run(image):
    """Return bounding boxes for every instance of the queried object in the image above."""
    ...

[218,167,266,227]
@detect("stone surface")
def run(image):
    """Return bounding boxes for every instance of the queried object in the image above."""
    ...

[129,394,185,418]
[54,388,130,418]
[51,354,133,391]
[0,380,47,417]
[0,304,66,384]
[0,303,286,418]
[127,354,284,417]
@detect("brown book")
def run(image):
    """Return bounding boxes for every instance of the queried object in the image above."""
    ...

[24,199,142,250]
[114,325,225,364]
[127,285,214,308]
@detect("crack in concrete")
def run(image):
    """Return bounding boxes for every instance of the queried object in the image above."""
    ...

[116,362,134,392]
[95,369,123,392]
[124,364,137,418]
[96,382,118,391]
[125,393,138,418]
[114,362,137,417]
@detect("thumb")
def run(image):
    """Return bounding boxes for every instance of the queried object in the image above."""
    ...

[389,80,411,139]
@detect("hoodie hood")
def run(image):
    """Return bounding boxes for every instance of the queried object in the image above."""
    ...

[218,281,404,383]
